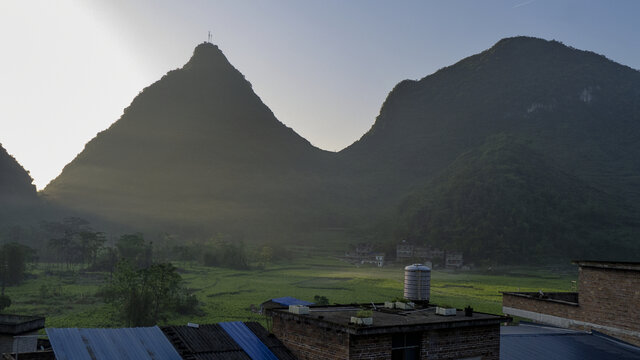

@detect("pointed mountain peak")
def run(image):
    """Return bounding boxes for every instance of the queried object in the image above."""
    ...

[183,42,232,72]
[490,36,560,50]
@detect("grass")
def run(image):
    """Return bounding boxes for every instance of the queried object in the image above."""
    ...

[2,256,577,329]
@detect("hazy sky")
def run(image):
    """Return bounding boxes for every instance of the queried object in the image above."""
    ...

[1,1,639,189]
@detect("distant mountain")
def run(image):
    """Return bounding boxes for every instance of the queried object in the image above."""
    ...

[397,135,640,264]
[44,43,337,237]
[0,144,39,224]
[340,36,640,208]
[43,37,640,262]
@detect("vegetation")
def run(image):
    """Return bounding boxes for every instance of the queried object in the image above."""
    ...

[356,309,372,318]
[0,242,33,289]
[313,295,329,305]
[0,254,576,328]
[397,135,640,264]
[30,37,640,264]
[42,218,106,269]
[101,261,198,326]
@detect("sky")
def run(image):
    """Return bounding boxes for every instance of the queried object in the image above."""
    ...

[1,0,639,190]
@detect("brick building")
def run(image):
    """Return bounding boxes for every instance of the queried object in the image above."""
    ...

[268,303,505,360]
[502,260,640,346]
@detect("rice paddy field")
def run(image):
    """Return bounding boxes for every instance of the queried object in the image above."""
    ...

[3,254,577,329]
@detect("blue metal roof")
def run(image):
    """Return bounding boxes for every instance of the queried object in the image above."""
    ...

[47,326,182,360]
[270,296,313,306]
[219,322,279,360]
[501,324,640,360]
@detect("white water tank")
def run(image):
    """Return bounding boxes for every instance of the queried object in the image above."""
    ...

[404,264,431,301]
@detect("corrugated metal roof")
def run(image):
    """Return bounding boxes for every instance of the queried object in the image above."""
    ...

[162,324,249,360]
[269,297,313,306]
[162,322,297,360]
[244,322,297,360]
[219,322,279,360]
[501,324,640,360]
[46,326,182,360]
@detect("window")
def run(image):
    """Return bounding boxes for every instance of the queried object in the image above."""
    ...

[392,332,420,360]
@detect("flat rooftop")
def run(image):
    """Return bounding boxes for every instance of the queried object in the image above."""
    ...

[0,314,45,335]
[572,260,640,271]
[501,323,640,360]
[269,303,507,335]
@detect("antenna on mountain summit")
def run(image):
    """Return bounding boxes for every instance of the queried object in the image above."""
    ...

[207,31,212,43]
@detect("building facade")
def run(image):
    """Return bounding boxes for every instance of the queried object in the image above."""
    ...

[268,304,504,360]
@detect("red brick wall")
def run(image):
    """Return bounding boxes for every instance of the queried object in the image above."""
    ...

[421,325,500,360]
[502,294,581,320]
[503,266,640,346]
[579,267,640,333]
[271,316,349,360]
[349,334,391,360]
[272,314,501,360]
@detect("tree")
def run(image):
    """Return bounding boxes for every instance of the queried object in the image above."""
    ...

[259,246,273,267]
[0,242,33,294]
[0,295,10,311]
[42,218,104,268]
[116,233,153,269]
[314,295,329,306]
[103,261,197,326]
[202,239,248,269]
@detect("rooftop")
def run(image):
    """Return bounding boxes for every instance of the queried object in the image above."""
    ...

[572,260,640,271]
[0,314,45,335]
[265,296,314,307]
[500,323,640,359]
[46,326,182,360]
[162,321,297,360]
[269,303,507,335]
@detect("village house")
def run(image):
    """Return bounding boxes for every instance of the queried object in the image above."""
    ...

[396,242,462,268]
[267,303,505,360]
[346,243,385,267]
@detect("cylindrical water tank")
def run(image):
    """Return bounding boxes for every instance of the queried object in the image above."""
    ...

[404,264,431,301]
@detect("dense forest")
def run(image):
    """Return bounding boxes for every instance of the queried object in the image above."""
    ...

[396,135,640,264]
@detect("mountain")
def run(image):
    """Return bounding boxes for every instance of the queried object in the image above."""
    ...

[397,135,640,264]
[44,43,337,238]
[43,37,640,261]
[339,36,640,209]
[0,144,39,224]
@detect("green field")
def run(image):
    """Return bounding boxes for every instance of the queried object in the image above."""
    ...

[4,256,577,329]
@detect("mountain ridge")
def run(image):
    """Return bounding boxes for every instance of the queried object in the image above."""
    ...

[338,36,640,207]
[44,42,337,237]
[38,36,640,261]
